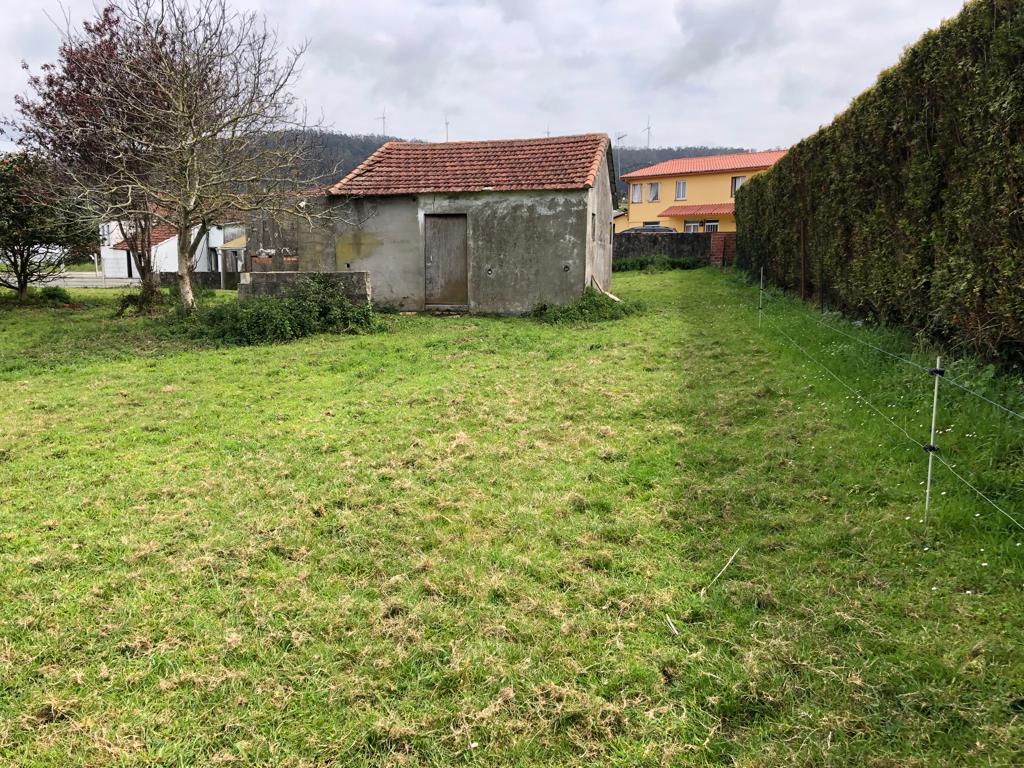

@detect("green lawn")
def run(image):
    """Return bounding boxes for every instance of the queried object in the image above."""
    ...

[1,271,1022,766]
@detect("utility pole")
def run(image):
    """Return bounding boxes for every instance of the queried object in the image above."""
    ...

[376,107,387,137]
[545,123,551,138]
[444,114,450,142]
[643,116,653,149]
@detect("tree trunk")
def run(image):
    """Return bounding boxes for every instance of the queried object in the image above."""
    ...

[140,269,161,294]
[176,233,196,310]
[18,282,30,303]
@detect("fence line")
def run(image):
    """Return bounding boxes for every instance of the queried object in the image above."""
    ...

[760,291,1024,422]
[757,299,1024,535]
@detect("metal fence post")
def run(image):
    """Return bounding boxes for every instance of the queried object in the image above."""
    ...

[924,357,944,527]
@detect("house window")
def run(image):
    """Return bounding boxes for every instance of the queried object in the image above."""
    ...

[643,221,661,227]
[684,221,700,234]
[675,181,687,200]
[705,220,720,233]
[631,184,642,204]
[730,176,747,197]
[648,183,660,203]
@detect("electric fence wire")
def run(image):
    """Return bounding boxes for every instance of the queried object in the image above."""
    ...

[759,310,1024,534]
[760,292,1024,422]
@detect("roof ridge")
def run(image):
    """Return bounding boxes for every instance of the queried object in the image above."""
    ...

[622,149,788,181]
[329,133,612,197]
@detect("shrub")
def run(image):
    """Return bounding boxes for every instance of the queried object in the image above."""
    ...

[612,254,706,273]
[736,0,1024,363]
[532,287,645,324]
[187,273,380,345]
[37,286,73,304]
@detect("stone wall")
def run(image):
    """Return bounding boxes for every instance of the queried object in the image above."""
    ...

[159,272,240,290]
[613,232,712,263]
[237,271,371,304]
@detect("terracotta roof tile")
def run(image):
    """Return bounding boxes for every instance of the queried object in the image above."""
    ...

[659,203,736,218]
[623,150,787,181]
[330,134,611,197]
[111,222,178,250]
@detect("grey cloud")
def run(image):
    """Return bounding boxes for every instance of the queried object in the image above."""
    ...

[664,0,785,80]
[1,0,968,151]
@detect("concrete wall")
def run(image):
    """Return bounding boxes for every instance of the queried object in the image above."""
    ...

[613,232,712,263]
[238,271,371,303]
[586,150,615,291]
[295,189,604,314]
[159,271,240,290]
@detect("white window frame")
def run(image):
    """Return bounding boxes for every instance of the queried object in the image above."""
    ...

[675,180,688,200]
[730,176,747,197]
[683,221,700,234]
[705,220,720,233]
[630,184,642,204]
[648,182,660,203]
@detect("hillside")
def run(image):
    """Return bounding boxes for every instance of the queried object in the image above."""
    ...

[300,133,751,197]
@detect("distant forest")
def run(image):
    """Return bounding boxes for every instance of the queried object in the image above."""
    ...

[304,133,751,200]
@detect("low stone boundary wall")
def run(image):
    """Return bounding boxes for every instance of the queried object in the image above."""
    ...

[159,272,240,290]
[613,232,712,263]
[238,271,372,304]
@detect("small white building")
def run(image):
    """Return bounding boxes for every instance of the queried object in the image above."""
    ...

[99,220,239,279]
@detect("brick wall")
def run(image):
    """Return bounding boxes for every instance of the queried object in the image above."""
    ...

[710,233,737,267]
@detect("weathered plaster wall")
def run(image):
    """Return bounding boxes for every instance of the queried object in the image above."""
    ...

[293,185,611,314]
[420,190,589,314]
[586,150,615,292]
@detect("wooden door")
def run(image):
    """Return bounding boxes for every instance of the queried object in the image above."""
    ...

[424,214,468,306]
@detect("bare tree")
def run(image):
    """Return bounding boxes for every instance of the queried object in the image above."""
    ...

[16,0,330,309]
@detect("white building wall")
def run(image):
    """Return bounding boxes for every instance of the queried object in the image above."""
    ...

[100,223,227,277]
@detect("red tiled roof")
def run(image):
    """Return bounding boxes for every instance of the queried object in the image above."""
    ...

[111,222,178,251]
[622,150,787,181]
[330,134,611,196]
[659,203,736,218]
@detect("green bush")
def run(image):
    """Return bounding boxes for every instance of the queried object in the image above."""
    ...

[188,274,380,346]
[532,287,645,324]
[736,0,1024,364]
[37,286,73,304]
[612,254,706,273]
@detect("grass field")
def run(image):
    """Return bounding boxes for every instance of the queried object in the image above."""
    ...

[1,270,1022,766]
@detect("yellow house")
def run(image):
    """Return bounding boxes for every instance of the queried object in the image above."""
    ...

[617,150,786,234]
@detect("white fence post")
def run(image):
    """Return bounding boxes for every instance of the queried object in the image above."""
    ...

[924,356,944,527]
[758,266,764,328]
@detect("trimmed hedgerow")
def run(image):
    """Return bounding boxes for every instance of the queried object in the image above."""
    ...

[612,254,706,273]
[185,273,381,345]
[736,0,1024,363]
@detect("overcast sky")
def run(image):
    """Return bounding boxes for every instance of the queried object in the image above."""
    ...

[1,0,966,150]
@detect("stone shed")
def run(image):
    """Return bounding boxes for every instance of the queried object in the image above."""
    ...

[296,133,617,314]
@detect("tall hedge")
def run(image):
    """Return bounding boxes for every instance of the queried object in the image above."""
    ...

[736,0,1024,362]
